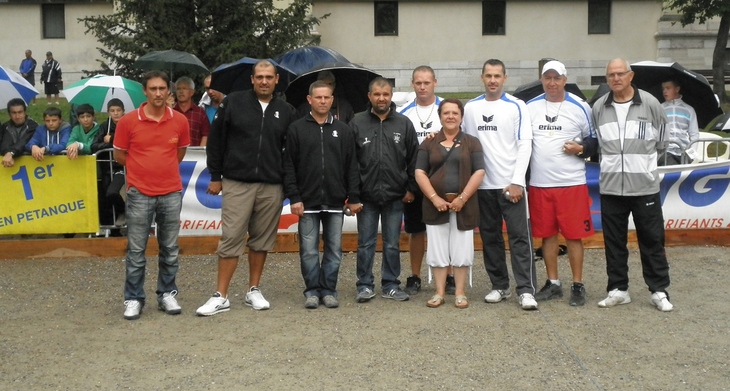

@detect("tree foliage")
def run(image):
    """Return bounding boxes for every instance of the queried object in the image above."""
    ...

[665,0,730,102]
[80,0,327,78]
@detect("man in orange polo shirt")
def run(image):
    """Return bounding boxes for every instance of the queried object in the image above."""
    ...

[114,70,191,321]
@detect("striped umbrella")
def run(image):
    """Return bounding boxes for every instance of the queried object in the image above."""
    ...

[61,75,146,112]
[0,65,39,105]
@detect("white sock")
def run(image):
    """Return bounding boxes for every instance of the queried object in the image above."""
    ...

[550,279,561,286]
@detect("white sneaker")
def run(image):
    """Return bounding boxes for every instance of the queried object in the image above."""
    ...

[484,289,511,303]
[519,293,538,310]
[245,286,270,310]
[598,289,631,308]
[196,292,230,316]
[123,300,142,320]
[159,290,182,315]
[650,292,674,312]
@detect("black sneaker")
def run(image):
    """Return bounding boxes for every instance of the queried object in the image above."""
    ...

[534,279,563,301]
[445,275,456,295]
[569,282,586,306]
[404,275,421,295]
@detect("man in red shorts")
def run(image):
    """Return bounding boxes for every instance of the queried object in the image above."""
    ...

[525,60,598,306]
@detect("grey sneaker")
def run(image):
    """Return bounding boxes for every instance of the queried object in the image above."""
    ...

[196,292,230,316]
[404,275,422,295]
[304,296,320,309]
[322,295,339,308]
[569,283,586,306]
[534,280,563,301]
[356,288,376,303]
[382,288,410,301]
[445,275,456,295]
[159,290,182,315]
[123,300,143,320]
[484,289,511,303]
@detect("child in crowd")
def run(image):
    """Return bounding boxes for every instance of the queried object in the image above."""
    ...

[92,99,127,235]
[25,106,71,160]
[66,104,100,160]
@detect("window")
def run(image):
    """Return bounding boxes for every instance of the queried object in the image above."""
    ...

[482,1,506,35]
[374,2,398,36]
[588,0,610,34]
[42,4,65,39]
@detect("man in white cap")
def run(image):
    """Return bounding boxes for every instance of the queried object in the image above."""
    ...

[526,60,598,306]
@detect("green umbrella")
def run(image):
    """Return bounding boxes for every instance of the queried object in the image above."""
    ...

[61,75,146,112]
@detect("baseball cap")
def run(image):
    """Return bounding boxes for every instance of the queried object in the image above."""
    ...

[542,60,567,76]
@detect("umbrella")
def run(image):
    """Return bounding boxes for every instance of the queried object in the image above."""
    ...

[630,61,723,129]
[588,83,611,107]
[284,62,381,114]
[708,111,730,132]
[209,57,295,96]
[512,79,587,102]
[61,75,146,113]
[0,65,39,105]
[133,50,208,79]
[274,46,350,75]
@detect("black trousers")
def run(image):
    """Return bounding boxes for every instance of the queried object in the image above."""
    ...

[600,193,670,293]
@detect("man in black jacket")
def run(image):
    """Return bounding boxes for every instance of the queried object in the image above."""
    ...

[1,98,39,168]
[349,77,419,303]
[197,60,296,316]
[284,80,362,309]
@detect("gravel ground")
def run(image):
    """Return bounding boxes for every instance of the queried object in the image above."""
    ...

[0,246,728,390]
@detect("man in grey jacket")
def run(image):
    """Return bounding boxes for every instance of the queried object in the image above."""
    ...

[592,58,673,312]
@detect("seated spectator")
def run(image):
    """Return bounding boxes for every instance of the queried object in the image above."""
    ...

[66,104,100,160]
[296,71,355,123]
[25,106,71,160]
[174,76,208,146]
[2,98,39,168]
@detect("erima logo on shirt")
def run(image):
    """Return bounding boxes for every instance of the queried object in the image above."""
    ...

[421,121,433,129]
[539,125,562,130]
[545,115,558,123]
[478,115,497,131]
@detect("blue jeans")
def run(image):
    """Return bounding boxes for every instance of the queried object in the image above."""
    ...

[124,187,182,304]
[299,212,344,298]
[356,199,403,293]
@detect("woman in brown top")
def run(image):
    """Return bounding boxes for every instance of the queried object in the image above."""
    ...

[415,99,485,309]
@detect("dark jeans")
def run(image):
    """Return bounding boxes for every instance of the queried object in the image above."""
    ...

[601,193,670,293]
[356,199,404,293]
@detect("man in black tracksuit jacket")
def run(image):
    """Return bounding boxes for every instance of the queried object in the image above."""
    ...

[283,81,361,308]
[348,77,419,303]
[197,61,296,316]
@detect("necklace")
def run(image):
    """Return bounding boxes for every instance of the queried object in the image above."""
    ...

[544,99,563,123]
[415,103,435,128]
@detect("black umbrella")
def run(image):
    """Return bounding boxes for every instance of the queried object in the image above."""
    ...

[274,46,350,76]
[210,57,295,96]
[284,62,381,114]
[133,50,208,80]
[630,61,723,129]
[512,79,587,102]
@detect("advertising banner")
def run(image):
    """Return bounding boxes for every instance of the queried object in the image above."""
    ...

[0,155,99,234]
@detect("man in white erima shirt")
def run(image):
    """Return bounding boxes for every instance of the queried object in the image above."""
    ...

[398,66,448,296]
[526,60,598,307]
[463,59,538,311]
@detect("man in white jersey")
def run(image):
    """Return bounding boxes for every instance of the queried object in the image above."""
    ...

[463,59,538,311]
[398,66,449,295]
[526,60,598,307]
[658,79,699,165]
[592,58,673,312]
